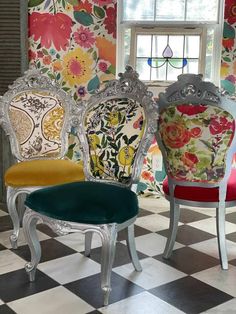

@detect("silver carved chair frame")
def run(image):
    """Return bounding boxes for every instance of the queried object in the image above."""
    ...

[155,73,236,270]
[22,66,158,305]
[0,69,80,248]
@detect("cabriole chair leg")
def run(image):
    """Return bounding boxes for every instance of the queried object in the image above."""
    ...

[23,208,42,281]
[100,224,117,306]
[216,205,228,270]
[84,232,93,257]
[163,202,180,259]
[7,187,20,249]
[127,224,142,271]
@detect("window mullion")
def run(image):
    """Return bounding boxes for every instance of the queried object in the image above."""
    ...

[184,0,187,21]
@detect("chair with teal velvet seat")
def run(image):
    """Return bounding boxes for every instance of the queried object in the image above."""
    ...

[0,69,84,249]
[22,65,158,305]
[155,73,236,270]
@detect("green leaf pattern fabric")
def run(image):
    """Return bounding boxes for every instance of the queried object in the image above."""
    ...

[85,98,145,183]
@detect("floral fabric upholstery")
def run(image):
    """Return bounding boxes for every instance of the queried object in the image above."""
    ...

[9,90,65,159]
[85,98,145,183]
[159,104,235,183]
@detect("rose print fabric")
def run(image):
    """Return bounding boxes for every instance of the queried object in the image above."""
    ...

[158,103,235,183]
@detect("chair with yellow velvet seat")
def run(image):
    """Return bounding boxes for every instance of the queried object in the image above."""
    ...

[0,69,84,249]
[22,65,157,305]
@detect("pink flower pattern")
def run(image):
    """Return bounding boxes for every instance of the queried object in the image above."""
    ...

[74,26,95,49]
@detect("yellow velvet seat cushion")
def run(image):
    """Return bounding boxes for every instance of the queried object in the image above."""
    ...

[5,159,85,187]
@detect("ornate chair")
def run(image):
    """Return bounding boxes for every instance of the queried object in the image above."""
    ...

[0,70,84,249]
[155,74,236,270]
[22,66,157,305]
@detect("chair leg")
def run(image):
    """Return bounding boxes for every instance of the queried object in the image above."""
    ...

[127,224,142,271]
[7,187,20,249]
[100,224,117,306]
[216,205,228,270]
[84,232,93,257]
[163,202,180,259]
[23,207,42,281]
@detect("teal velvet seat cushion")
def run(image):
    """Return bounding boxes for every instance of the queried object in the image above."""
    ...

[25,181,139,224]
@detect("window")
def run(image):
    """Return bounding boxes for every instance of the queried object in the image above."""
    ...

[118,0,223,85]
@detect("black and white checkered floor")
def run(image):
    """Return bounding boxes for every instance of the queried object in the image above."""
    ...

[1,197,236,314]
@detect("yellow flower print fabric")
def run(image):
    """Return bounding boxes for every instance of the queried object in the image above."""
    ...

[85,98,145,183]
[9,90,65,159]
[159,104,235,183]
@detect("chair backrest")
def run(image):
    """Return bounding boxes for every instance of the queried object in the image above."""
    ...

[0,69,77,161]
[156,74,236,188]
[77,65,157,188]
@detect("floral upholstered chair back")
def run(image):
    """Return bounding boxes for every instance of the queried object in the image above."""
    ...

[156,74,236,186]
[78,66,157,187]
[0,70,76,161]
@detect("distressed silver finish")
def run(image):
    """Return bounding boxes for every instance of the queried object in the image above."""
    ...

[23,66,157,305]
[156,73,236,270]
[0,69,80,248]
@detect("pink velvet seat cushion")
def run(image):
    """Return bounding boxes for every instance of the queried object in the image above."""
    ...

[163,168,236,202]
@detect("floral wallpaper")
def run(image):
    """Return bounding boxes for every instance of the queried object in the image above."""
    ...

[28,0,163,197]
[28,0,117,162]
[221,0,236,95]
[28,0,116,100]
[137,138,165,197]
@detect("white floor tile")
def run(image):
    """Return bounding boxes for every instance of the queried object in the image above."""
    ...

[114,257,186,290]
[139,197,170,214]
[99,291,185,314]
[190,238,236,261]
[38,253,100,284]
[8,286,94,314]
[56,231,101,252]
[125,232,183,257]
[0,228,49,249]
[135,213,181,232]
[188,218,236,235]
[0,209,7,217]
[179,205,216,217]
[0,250,25,274]
[192,264,236,297]
[202,298,236,313]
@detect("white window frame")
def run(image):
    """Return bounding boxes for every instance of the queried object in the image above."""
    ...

[117,0,224,87]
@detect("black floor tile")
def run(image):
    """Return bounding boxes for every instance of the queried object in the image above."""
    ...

[154,247,220,274]
[117,225,151,241]
[0,216,13,232]
[36,224,58,237]
[86,242,148,267]
[12,238,77,263]
[159,208,212,223]
[0,244,7,251]
[0,203,9,213]
[157,224,215,245]
[226,212,236,224]
[226,231,236,242]
[137,208,154,217]
[65,272,144,308]
[0,305,16,314]
[229,259,236,266]
[0,269,59,303]
[149,276,233,314]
